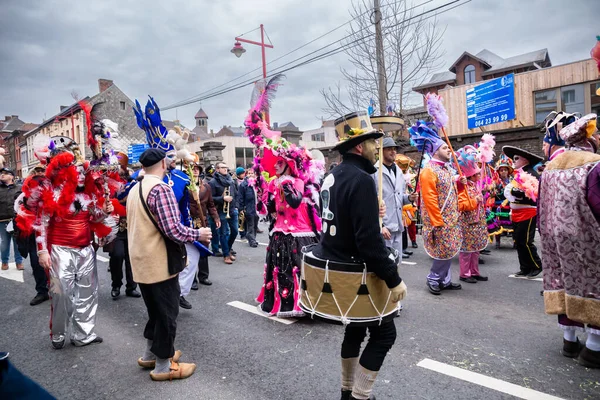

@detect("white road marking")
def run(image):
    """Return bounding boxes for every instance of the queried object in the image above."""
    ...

[235,239,268,246]
[227,301,297,325]
[417,358,564,400]
[508,274,542,282]
[401,261,417,265]
[0,263,24,283]
[96,255,110,263]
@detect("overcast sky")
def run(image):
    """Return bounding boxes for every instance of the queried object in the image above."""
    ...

[0,0,597,134]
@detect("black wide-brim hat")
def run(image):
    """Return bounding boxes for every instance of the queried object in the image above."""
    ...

[332,111,383,153]
[502,146,544,166]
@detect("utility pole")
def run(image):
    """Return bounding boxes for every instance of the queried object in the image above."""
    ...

[373,0,387,116]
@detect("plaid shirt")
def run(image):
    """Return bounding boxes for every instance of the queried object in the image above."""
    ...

[146,181,203,244]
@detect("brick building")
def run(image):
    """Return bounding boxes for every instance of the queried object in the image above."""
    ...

[22,79,145,175]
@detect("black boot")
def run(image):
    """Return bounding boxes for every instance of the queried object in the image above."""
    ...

[341,389,351,400]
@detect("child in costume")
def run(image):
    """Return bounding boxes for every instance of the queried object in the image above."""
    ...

[491,155,514,249]
[456,147,488,283]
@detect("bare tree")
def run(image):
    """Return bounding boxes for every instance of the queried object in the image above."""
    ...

[321,0,446,118]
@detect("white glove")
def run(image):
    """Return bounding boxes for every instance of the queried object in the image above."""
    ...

[390,281,407,303]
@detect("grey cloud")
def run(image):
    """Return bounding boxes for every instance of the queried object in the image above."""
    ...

[0,0,597,132]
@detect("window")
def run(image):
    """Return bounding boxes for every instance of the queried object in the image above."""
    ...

[235,147,254,168]
[534,89,558,123]
[464,64,476,84]
[120,101,126,111]
[311,132,325,142]
[591,82,600,125]
[561,84,585,115]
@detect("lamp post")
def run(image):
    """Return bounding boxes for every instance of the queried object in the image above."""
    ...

[231,24,274,124]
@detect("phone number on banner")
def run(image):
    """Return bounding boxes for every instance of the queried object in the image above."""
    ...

[474,114,509,127]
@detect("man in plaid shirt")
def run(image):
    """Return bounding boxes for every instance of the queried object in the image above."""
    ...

[127,148,212,381]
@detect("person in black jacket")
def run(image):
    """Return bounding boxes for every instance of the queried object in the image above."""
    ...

[313,111,407,400]
[209,162,237,264]
[0,168,23,271]
[237,169,259,247]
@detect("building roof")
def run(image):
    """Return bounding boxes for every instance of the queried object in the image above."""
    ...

[195,108,208,119]
[19,123,39,132]
[415,48,551,90]
[481,48,550,76]
[0,116,25,133]
[413,71,456,90]
[448,51,491,73]
[191,125,212,140]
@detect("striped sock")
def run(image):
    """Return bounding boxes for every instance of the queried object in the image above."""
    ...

[341,357,358,391]
[351,365,378,400]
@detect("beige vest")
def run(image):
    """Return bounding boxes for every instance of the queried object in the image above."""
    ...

[127,175,176,284]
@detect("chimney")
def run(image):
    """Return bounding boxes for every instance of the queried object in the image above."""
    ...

[60,106,69,111]
[98,79,114,93]
[4,116,10,121]
[11,115,18,118]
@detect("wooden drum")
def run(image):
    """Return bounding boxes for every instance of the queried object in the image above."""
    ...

[299,250,400,326]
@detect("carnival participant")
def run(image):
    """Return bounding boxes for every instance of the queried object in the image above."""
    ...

[373,137,417,259]
[491,155,514,249]
[241,77,323,318]
[312,111,406,400]
[189,162,219,287]
[410,121,466,295]
[237,168,259,248]
[538,114,600,368]
[16,135,117,349]
[502,146,543,278]
[128,148,211,381]
[455,147,488,283]
[254,142,321,317]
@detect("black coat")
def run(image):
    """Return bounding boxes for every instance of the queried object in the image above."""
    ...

[237,179,257,216]
[0,183,21,221]
[313,153,401,288]
[209,173,236,214]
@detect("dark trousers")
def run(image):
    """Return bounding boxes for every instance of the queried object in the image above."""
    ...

[341,320,397,371]
[402,229,408,251]
[513,216,542,274]
[245,214,258,245]
[139,276,180,359]
[198,256,209,280]
[109,231,136,291]
[227,208,239,251]
[26,235,48,295]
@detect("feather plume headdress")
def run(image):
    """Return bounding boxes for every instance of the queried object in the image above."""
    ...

[475,134,496,163]
[425,93,449,129]
[244,74,324,221]
[455,146,481,178]
[408,120,445,155]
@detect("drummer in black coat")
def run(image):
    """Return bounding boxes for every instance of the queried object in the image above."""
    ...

[313,111,407,400]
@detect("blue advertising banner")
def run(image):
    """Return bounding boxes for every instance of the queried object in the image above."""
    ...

[127,143,149,164]
[466,74,516,129]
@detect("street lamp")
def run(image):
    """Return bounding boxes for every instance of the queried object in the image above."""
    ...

[232,24,274,126]
[230,41,246,58]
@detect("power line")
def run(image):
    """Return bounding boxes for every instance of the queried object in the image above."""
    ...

[163,0,428,110]
[163,0,470,110]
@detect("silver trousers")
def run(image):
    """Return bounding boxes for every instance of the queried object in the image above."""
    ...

[179,243,200,297]
[49,245,98,345]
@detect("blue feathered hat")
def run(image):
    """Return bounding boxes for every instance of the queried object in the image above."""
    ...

[408,121,445,155]
[133,96,175,153]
